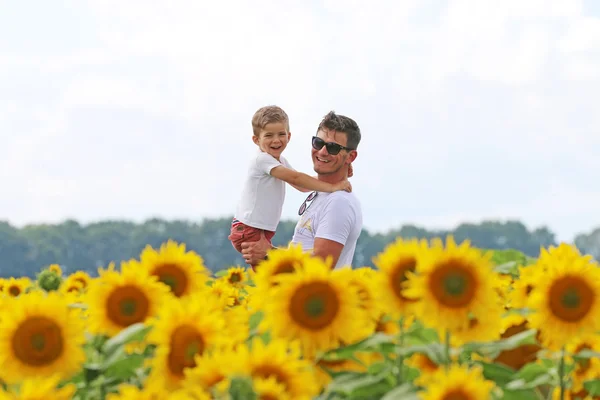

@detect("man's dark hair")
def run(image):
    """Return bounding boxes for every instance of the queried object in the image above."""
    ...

[317,111,361,150]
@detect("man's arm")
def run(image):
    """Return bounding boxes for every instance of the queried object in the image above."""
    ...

[313,238,344,267]
[311,195,357,268]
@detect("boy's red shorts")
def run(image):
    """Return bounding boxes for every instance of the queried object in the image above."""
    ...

[228,218,275,253]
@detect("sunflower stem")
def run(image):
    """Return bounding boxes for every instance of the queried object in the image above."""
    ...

[559,347,565,400]
[445,330,451,371]
[396,316,405,385]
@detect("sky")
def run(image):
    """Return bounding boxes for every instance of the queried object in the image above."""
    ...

[1,0,599,243]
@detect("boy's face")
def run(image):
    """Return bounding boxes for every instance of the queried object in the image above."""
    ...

[253,122,291,160]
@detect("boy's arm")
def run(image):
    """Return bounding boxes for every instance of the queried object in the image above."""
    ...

[270,165,350,193]
[291,167,351,192]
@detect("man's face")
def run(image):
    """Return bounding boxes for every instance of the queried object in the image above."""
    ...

[311,128,356,175]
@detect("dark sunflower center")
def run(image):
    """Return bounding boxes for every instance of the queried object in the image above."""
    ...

[548,276,594,322]
[390,259,417,303]
[230,273,241,283]
[120,299,137,316]
[443,391,469,400]
[305,297,325,317]
[161,276,177,290]
[154,263,188,297]
[31,333,46,351]
[168,325,205,377]
[13,317,63,366]
[561,288,580,308]
[444,273,466,296]
[107,285,150,327]
[289,282,340,330]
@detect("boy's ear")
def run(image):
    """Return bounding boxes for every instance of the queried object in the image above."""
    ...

[287,131,292,141]
[252,135,259,145]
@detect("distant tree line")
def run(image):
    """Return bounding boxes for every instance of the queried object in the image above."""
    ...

[0,218,598,278]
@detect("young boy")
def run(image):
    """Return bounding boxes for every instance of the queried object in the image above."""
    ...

[229,105,352,267]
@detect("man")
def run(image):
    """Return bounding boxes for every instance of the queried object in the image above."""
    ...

[241,110,363,269]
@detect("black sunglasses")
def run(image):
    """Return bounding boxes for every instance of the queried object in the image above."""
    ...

[312,136,354,155]
[298,191,318,215]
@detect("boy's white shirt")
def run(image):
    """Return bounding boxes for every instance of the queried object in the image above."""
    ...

[234,150,292,232]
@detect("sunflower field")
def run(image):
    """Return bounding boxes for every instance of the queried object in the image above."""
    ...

[1,237,600,400]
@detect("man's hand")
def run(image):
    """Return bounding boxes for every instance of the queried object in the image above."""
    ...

[241,231,272,266]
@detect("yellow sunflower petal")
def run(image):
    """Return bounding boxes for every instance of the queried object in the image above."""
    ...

[528,254,600,350]
[262,256,373,358]
[139,239,210,298]
[418,363,495,400]
[145,293,228,391]
[85,259,170,337]
[0,374,76,400]
[372,237,430,319]
[403,236,501,334]
[0,291,86,384]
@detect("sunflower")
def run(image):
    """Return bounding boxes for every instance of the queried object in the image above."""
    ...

[333,267,380,328]
[139,239,210,298]
[510,264,543,309]
[208,278,241,307]
[527,254,600,350]
[64,270,92,291]
[246,337,319,399]
[183,345,247,395]
[252,244,312,289]
[492,314,541,370]
[223,305,250,346]
[446,304,503,347]
[0,374,76,400]
[59,279,84,299]
[253,376,291,400]
[2,277,32,297]
[222,266,249,287]
[565,333,600,392]
[403,236,501,334]
[262,257,371,358]
[0,291,85,384]
[106,383,209,400]
[372,237,429,319]
[86,259,170,337]
[145,293,228,391]
[406,352,441,386]
[47,264,63,276]
[418,363,495,400]
[248,244,313,311]
[538,242,588,266]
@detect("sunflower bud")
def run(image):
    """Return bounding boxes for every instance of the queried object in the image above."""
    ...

[37,269,62,292]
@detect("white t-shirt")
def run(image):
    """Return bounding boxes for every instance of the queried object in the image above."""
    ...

[291,191,362,269]
[234,150,292,232]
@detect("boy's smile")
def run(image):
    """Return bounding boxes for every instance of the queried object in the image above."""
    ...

[253,122,291,160]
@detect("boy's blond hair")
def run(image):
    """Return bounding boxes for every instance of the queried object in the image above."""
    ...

[251,105,290,136]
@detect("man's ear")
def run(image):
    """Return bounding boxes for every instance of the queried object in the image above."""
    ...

[347,150,358,163]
